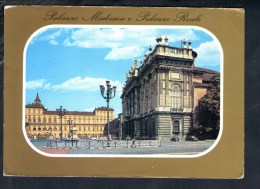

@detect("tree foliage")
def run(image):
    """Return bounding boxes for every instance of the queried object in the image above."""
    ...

[194,73,220,139]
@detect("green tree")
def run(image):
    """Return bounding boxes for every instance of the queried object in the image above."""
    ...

[195,73,220,139]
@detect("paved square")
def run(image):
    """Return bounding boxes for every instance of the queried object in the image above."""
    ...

[33,140,215,155]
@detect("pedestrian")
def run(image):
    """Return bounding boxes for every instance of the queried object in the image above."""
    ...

[131,138,136,148]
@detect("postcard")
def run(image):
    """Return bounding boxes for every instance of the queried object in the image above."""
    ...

[4,6,244,178]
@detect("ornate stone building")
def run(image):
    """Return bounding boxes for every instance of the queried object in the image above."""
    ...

[121,36,218,140]
[25,93,114,139]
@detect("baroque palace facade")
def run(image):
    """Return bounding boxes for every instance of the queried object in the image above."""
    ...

[25,93,114,139]
[121,36,218,140]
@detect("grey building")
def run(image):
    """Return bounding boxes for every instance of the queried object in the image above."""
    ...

[121,36,217,140]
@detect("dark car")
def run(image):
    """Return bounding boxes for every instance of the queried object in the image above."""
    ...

[141,136,149,140]
[171,136,179,142]
[185,135,198,141]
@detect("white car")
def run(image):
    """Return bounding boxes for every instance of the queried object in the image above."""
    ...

[98,137,108,141]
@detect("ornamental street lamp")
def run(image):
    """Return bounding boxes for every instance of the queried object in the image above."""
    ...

[56,106,66,141]
[100,81,117,140]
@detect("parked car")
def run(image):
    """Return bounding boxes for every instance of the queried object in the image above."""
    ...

[98,137,108,141]
[171,136,179,142]
[185,135,198,141]
[141,136,149,140]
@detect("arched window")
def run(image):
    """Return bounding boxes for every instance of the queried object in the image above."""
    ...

[171,84,181,109]
[38,117,41,123]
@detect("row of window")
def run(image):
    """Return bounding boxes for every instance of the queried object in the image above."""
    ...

[131,120,180,137]
[125,84,183,115]
[26,109,113,116]
[26,116,113,124]
[26,108,42,115]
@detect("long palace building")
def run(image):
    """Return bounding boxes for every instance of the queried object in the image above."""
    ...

[121,36,218,140]
[25,93,114,139]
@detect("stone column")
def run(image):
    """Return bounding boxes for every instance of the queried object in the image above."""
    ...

[165,70,170,107]
[156,114,172,140]
[189,71,193,108]
[134,120,140,138]
[183,115,192,136]
[183,71,187,96]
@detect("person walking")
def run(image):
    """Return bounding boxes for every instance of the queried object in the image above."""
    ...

[131,138,136,148]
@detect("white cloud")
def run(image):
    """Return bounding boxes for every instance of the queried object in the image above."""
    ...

[66,28,198,49]
[26,79,46,89]
[105,46,145,60]
[31,29,63,45]
[194,40,221,67]
[65,28,157,49]
[51,76,123,92]
[43,82,52,90]
[26,77,124,93]
[33,27,199,61]
[49,40,59,45]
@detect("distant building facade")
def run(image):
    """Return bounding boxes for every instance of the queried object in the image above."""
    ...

[121,37,217,140]
[108,113,123,139]
[25,93,114,139]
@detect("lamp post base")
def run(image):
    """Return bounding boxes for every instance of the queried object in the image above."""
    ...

[107,135,112,141]
[106,135,112,147]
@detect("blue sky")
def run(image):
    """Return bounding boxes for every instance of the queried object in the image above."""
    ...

[25,26,221,116]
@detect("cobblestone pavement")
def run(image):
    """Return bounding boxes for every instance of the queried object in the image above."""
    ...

[67,140,215,155]
[32,140,215,155]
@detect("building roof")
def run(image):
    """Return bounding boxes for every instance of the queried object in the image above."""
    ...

[193,82,210,88]
[26,93,114,113]
[94,107,114,111]
[193,67,218,74]
[41,108,114,116]
[43,110,95,115]
[193,67,218,81]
